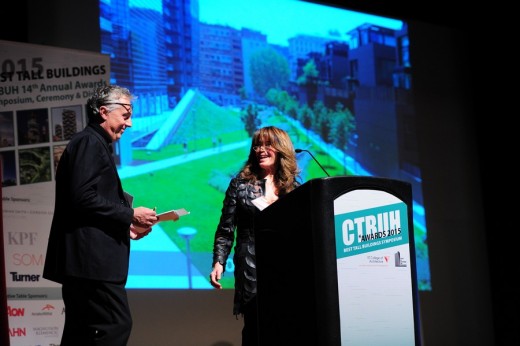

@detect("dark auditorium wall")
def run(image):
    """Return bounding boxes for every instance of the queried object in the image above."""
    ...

[3,1,509,345]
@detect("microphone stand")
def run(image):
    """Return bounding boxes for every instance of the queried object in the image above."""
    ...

[295,148,330,177]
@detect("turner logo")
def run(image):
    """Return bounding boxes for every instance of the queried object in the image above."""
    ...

[9,271,40,282]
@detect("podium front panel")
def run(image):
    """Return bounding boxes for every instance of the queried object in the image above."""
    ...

[255,176,421,346]
[334,189,415,345]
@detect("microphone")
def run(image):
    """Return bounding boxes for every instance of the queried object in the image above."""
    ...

[295,149,330,177]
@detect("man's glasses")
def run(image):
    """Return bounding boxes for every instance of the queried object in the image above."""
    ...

[103,102,133,113]
[252,145,274,152]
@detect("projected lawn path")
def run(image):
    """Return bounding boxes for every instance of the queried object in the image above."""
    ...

[127,222,213,289]
[123,139,249,289]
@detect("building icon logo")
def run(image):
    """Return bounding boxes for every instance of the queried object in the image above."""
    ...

[394,251,407,267]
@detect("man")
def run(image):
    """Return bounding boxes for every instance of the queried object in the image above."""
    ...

[43,84,157,345]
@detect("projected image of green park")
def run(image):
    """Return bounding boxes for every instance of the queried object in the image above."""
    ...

[120,91,429,291]
[102,0,431,291]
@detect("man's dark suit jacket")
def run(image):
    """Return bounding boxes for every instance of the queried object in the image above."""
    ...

[43,123,134,284]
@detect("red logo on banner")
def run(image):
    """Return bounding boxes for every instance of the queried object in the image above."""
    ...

[7,306,25,317]
[42,304,55,311]
[12,252,45,266]
[9,327,27,337]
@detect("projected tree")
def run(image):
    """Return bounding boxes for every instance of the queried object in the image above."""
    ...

[249,47,290,96]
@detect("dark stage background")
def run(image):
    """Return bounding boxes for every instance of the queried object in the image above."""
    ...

[2,0,510,345]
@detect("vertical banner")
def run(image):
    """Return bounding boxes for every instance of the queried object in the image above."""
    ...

[334,189,416,345]
[0,40,110,345]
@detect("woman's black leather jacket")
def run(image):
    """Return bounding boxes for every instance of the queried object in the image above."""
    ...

[212,176,265,315]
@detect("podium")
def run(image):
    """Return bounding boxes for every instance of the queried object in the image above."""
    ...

[254,176,421,346]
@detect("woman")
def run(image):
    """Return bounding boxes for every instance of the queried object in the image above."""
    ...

[209,126,301,346]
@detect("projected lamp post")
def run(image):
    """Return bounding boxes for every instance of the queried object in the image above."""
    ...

[349,132,359,175]
[177,227,197,289]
